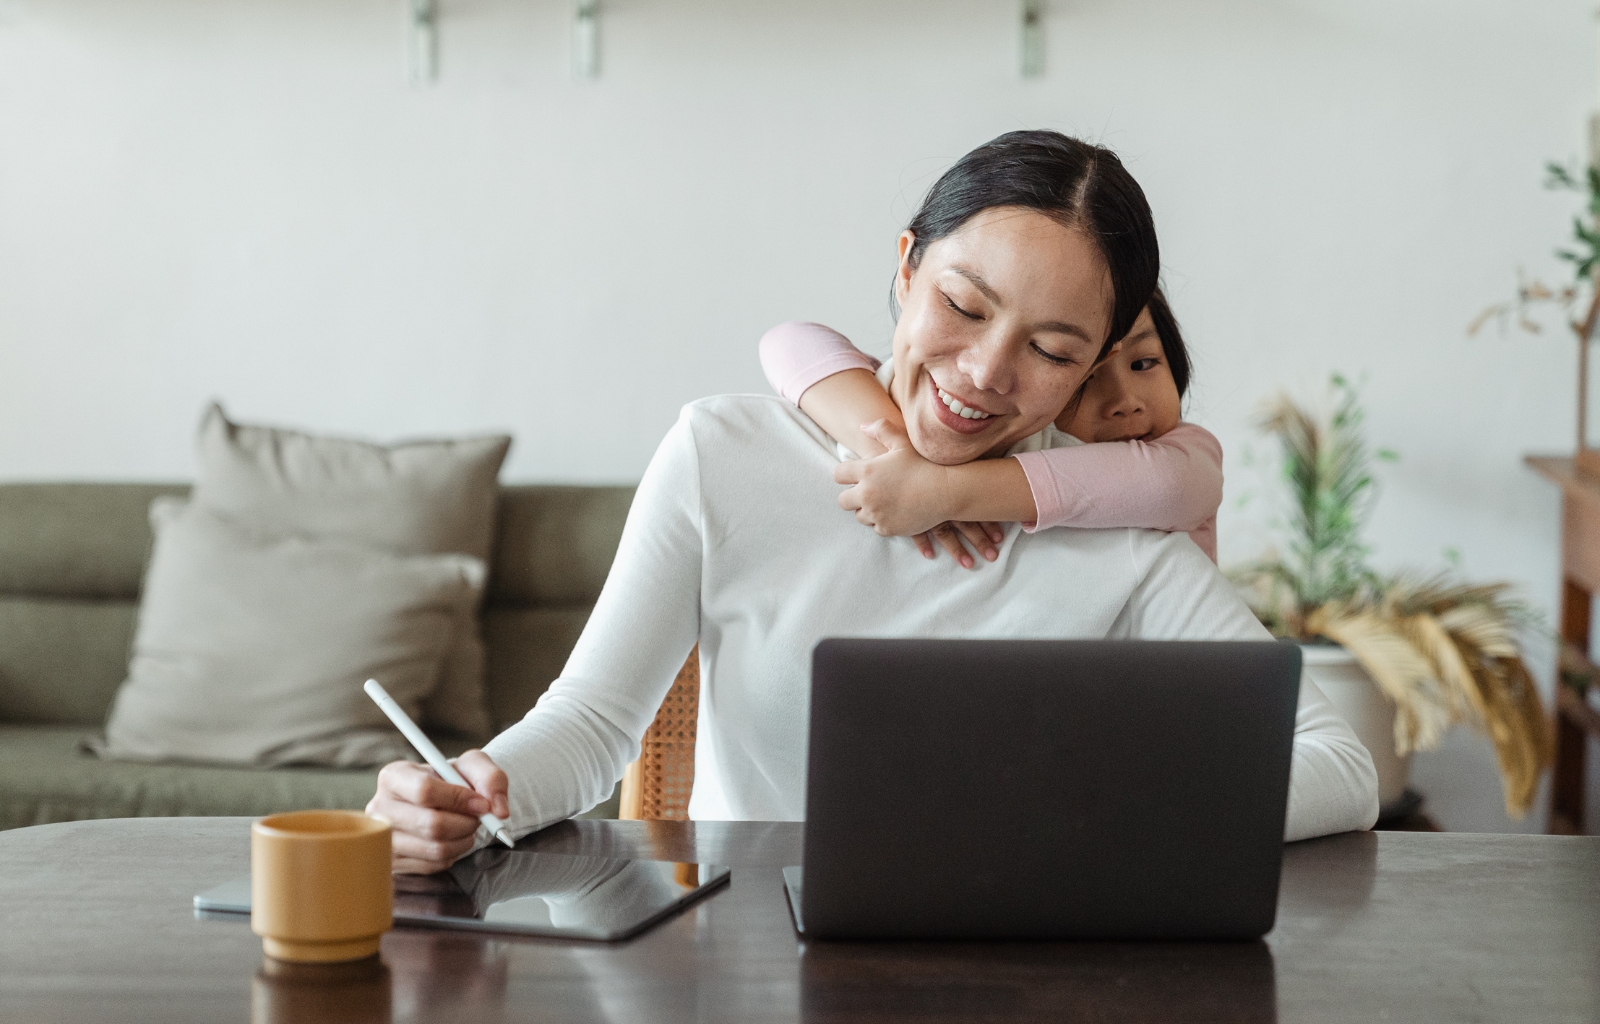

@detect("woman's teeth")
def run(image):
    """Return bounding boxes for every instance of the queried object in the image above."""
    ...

[937,387,992,420]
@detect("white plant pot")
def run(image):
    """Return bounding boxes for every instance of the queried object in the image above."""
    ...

[1299,643,1413,813]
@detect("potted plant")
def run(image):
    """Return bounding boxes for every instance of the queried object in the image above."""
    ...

[1231,376,1552,817]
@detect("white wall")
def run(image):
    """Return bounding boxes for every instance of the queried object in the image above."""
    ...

[3,0,1596,831]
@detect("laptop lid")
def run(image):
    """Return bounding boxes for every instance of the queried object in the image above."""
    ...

[799,638,1301,940]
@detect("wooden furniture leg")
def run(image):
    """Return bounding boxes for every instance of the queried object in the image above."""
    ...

[1552,580,1590,835]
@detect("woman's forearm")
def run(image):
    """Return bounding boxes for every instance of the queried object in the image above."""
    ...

[797,368,903,459]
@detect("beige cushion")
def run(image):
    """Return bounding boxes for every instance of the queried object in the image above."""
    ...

[191,404,511,739]
[94,499,485,768]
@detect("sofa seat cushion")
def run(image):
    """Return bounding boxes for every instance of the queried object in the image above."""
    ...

[0,726,618,831]
[0,725,391,831]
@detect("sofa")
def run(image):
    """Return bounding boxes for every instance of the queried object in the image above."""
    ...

[0,482,635,831]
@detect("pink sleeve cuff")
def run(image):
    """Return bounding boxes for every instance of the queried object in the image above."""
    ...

[1013,450,1057,533]
[759,322,881,406]
[1012,423,1225,536]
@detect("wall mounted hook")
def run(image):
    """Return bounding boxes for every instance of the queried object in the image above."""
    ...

[575,0,600,79]
[1021,0,1044,79]
[410,0,438,84]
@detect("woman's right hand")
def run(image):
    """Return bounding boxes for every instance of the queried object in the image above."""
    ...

[366,750,510,875]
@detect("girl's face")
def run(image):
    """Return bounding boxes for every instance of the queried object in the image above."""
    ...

[1058,308,1182,442]
[888,207,1113,466]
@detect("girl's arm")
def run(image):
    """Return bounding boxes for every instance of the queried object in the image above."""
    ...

[839,424,1224,563]
[844,452,1037,531]
[1012,423,1223,557]
[758,322,896,458]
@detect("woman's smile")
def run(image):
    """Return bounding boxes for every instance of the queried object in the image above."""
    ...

[930,376,1001,434]
[936,385,993,420]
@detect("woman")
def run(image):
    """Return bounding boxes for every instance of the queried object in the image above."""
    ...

[371,131,1379,873]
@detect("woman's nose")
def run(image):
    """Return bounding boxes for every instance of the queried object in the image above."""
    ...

[957,333,1016,395]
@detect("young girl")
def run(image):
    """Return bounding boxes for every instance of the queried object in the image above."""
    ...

[758,287,1222,566]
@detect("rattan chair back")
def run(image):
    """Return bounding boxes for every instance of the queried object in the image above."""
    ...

[618,647,699,820]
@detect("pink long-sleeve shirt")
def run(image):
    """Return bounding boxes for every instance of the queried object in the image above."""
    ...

[758,321,1221,562]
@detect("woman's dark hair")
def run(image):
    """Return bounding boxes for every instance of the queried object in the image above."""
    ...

[1146,285,1192,400]
[899,130,1160,353]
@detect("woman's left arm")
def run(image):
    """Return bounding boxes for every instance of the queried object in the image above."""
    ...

[1109,532,1380,842]
[482,412,706,834]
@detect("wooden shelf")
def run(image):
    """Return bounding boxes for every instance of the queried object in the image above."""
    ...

[1529,453,1600,491]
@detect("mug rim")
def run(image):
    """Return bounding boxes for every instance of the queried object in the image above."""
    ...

[253,809,389,841]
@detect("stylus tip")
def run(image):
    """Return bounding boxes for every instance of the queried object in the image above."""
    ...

[495,827,515,849]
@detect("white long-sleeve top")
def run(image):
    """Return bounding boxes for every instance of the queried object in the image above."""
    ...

[483,395,1379,844]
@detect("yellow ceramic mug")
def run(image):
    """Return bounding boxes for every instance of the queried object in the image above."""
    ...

[251,810,393,963]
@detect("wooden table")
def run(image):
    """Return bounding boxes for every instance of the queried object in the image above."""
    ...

[1,818,1596,1023]
[1527,455,1600,834]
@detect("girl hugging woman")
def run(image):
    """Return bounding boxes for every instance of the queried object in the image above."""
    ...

[759,287,1220,566]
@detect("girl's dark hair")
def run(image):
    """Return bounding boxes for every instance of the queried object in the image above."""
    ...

[900,130,1160,353]
[1146,285,1192,400]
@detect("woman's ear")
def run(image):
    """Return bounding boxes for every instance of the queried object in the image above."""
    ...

[894,230,917,305]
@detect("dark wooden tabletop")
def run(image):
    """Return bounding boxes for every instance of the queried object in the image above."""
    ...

[0,817,1596,1023]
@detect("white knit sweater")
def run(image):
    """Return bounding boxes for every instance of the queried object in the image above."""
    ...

[482,395,1379,844]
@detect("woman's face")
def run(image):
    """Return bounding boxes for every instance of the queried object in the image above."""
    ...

[1059,309,1183,442]
[888,207,1113,466]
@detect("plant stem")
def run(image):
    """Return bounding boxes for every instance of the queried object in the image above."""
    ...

[1577,288,1600,453]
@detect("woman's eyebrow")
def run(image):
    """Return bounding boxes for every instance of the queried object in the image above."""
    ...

[1035,320,1093,342]
[948,265,1002,303]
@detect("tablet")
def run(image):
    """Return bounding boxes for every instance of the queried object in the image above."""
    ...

[194,848,731,942]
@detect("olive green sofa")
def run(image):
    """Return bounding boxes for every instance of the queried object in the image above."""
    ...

[0,482,634,831]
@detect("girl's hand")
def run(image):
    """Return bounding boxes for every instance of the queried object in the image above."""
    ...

[833,419,953,536]
[833,420,1002,566]
[913,521,1005,569]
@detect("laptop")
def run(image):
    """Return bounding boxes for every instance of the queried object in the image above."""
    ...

[785,638,1301,940]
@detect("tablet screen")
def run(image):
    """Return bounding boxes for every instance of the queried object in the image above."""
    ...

[195,850,730,942]
[413,849,730,940]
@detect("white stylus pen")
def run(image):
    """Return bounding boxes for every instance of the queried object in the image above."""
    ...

[364,679,516,849]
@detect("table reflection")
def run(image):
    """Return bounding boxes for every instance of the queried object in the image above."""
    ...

[800,938,1277,1023]
[385,931,510,1022]
[252,955,391,1024]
